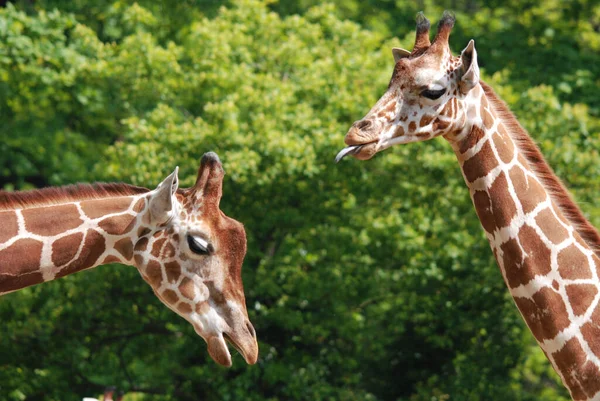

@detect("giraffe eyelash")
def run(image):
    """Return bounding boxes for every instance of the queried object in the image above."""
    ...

[421,88,446,100]
[187,235,214,255]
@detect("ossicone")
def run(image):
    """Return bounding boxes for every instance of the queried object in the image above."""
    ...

[193,151,225,205]
[413,11,431,54]
[431,10,456,48]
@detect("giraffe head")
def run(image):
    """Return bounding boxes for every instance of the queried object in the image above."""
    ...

[134,152,257,367]
[336,11,480,162]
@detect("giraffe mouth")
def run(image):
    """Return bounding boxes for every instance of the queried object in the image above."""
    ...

[223,332,243,358]
[335,141,378,162]
[205,331,258,367]
[224,331,258,365]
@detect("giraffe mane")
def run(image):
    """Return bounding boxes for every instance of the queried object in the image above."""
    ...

[480,80,600,257]
[0,183,149,211]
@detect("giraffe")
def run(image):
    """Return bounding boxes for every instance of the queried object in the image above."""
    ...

[337,12,600,401]
[0,152,258,367]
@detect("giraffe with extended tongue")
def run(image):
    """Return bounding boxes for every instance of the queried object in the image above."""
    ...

[0,152,258,367]
[338,12,600,401]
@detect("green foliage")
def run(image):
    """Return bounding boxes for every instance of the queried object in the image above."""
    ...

[1,1,599,400]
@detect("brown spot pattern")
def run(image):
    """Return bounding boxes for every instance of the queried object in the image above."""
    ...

[165,261,181,283]
[0,271,44,292]
[57,229,106,277]
[103,255,122,264]
[114,238,133,260]
[458,125,485,154]
[133,198,146,213]
[145,260,163,287]
[162,242,176,258]
[51,232,84,267]
[565,284,597,316]
[177,303,193,314]
[440,99,453,117]
[535,208,569,244]
[552,338,600,400]
[134,237,149,253]
[0,238,43,276]
[179,277,196,300]
[473,191,496,233]
[408,121,417,132]
[23,204,83,237]
[98,214,135,235]
[419,114,434,127]
[501,225,551,288]
[462,140,498,182]
[508,166,547,214]
[393,125,405,137]
[432,118,450,131]
[384,101,396,113]
[162,289,178,304]
[133,254,144,267]
[558,244,591,280]
[492,131,514,164]
[482,108,494,130]
[81,197,133,219]
[481,95,489,110]
[581,321,600,360]
[488,172,517,228]
[514,287,570,342]
[0,211,18,244]
[152,237,167,256]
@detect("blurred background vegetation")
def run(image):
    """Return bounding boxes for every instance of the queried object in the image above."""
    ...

[1,0,599,400]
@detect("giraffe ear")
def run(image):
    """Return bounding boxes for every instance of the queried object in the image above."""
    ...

[459,39,479,94]
[392,47,411,63]
[149,166,179,225]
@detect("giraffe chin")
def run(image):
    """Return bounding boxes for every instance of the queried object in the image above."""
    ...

[352,142,378,160]
[207,335,233,367]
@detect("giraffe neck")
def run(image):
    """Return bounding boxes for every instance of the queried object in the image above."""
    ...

[446,82,600,401]
[0,194,148,295]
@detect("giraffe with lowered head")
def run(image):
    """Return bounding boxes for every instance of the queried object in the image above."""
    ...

[0,152,258,367]
[337,12,600,401]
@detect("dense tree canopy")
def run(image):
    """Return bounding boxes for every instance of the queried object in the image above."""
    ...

[1,1,599,400]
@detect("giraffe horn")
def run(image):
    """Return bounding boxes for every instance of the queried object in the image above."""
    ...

[431,10,456,48]
[193,152,225,205]
[413,12,431,53]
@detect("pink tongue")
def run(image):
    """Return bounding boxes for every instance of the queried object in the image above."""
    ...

[207,336,232,367]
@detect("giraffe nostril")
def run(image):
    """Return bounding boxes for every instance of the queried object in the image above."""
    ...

[246,321,256,338]
[354,119,373,131]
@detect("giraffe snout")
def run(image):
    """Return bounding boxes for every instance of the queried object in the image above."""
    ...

[345,118,379,146]
[354,119,373,131]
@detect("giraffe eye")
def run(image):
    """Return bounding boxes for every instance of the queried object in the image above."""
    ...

[187,235,213,255]
[421,88,446,100]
